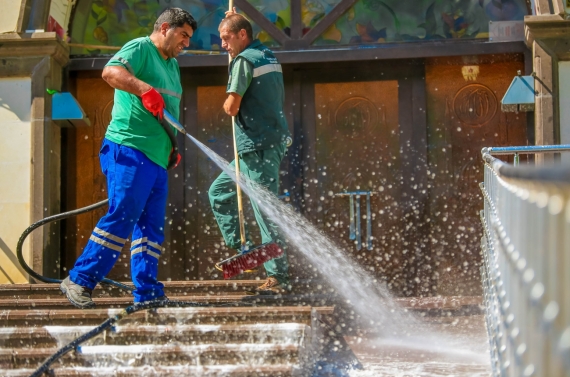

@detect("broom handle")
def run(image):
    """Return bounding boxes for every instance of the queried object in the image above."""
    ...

[228,0,247,249]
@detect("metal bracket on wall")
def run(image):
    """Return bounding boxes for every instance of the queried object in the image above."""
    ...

[335,191,377,251]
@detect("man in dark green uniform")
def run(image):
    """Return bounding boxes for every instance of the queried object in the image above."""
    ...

[208,12,291,294]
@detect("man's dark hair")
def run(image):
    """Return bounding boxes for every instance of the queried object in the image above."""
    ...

[154,8,197,32]
[219,14,253,40]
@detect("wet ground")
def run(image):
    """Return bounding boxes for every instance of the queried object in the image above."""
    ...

[346,315,490,377]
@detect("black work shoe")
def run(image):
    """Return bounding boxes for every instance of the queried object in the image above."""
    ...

[60,276,95,309]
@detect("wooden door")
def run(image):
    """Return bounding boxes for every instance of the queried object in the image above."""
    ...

[425,55,529,296]
[293,62,429,295]
[63,71,131,281]
[64,55,529,293]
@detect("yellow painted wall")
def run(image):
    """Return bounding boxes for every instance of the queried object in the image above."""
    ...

[0,77,31,283]
[0,0,23,33]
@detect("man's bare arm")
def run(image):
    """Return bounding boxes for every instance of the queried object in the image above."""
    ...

[102,66,151,96]
[223,92,242,116]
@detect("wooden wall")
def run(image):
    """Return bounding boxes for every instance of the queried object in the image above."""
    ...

[63,55,528,296]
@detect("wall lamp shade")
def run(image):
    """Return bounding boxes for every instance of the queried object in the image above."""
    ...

[501,75,535,112]
[52,92,91,127]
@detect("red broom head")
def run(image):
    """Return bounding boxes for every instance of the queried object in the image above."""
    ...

[221,243,284,279]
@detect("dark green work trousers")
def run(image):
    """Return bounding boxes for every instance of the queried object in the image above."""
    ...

[208,144,289,286]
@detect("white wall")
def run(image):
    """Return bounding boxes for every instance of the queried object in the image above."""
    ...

[0,78,31,283]
[559,62,570,164]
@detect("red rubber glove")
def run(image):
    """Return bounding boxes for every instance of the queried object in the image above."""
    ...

[168,150,182,170]
[141,88,165,119]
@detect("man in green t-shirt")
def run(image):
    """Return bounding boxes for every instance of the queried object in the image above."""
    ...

[209,12,292,294]
[60,8,197,309]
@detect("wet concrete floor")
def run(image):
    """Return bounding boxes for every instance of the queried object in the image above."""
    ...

[346,315,490,377]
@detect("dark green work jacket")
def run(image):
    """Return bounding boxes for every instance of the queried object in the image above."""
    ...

[228,40,290,154]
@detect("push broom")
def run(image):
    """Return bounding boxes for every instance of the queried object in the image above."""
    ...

[214,1,284,279]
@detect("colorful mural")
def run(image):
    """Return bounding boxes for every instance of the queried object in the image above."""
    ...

[301,0,343,33]
[69,0,529,55]
[246,0,291,39]
[70,0,289,55]
[312,0,529,45]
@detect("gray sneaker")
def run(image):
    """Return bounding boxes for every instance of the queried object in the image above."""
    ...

[60,276,95,309]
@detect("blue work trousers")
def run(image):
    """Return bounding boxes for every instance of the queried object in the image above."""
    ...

[69,138,167,302]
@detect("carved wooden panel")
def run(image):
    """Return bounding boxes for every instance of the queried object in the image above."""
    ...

[425,55,528,296]
[312,81,403,285]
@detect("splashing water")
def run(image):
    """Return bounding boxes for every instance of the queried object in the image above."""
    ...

[184,133,490,370]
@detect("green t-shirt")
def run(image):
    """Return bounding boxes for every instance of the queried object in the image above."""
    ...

[228,58,253,96]
[105,36,181,169]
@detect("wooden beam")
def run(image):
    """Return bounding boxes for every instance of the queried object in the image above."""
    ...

[301,0,358,45]
[290,0,302,40]
[0,32,70,67]
[535,0,555,15]
[16,0,51,32]
[551,0,566,15]
[69,41,528,70]
[398,67,431,296]
[16,0,30,33]
[533,41,556,163]
[524,14,570,47]
[234,0,290,46]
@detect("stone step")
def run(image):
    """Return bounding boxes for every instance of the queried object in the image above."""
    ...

[0,292,480,313]
[0,343,300,369]
[0,293,338,310]
[0,306,333,327]
[0,282,483,312]
[0,280,266,300]
[0,295,247,310]
[1,364,294,377]
[0,323,308,348]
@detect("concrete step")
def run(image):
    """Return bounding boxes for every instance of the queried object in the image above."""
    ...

[0,280,336,375]
[0,282,482,313]
[0,306,333,327]
[0,323,308,348]
[0,364,294,376]
[0,295,248,310]
[0,293,338,310]
[0,280,265,300]
[1,343,300,369]
[0,293,480,313]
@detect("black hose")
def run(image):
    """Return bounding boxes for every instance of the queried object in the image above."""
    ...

[16,200,134,292]
[159,115,181,170]
[29,299,250,377]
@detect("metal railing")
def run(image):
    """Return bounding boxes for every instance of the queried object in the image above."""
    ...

[482,145,570,166]
[480,145,570,377]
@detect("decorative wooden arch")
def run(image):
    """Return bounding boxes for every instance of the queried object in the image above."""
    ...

[234,0,358,49]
